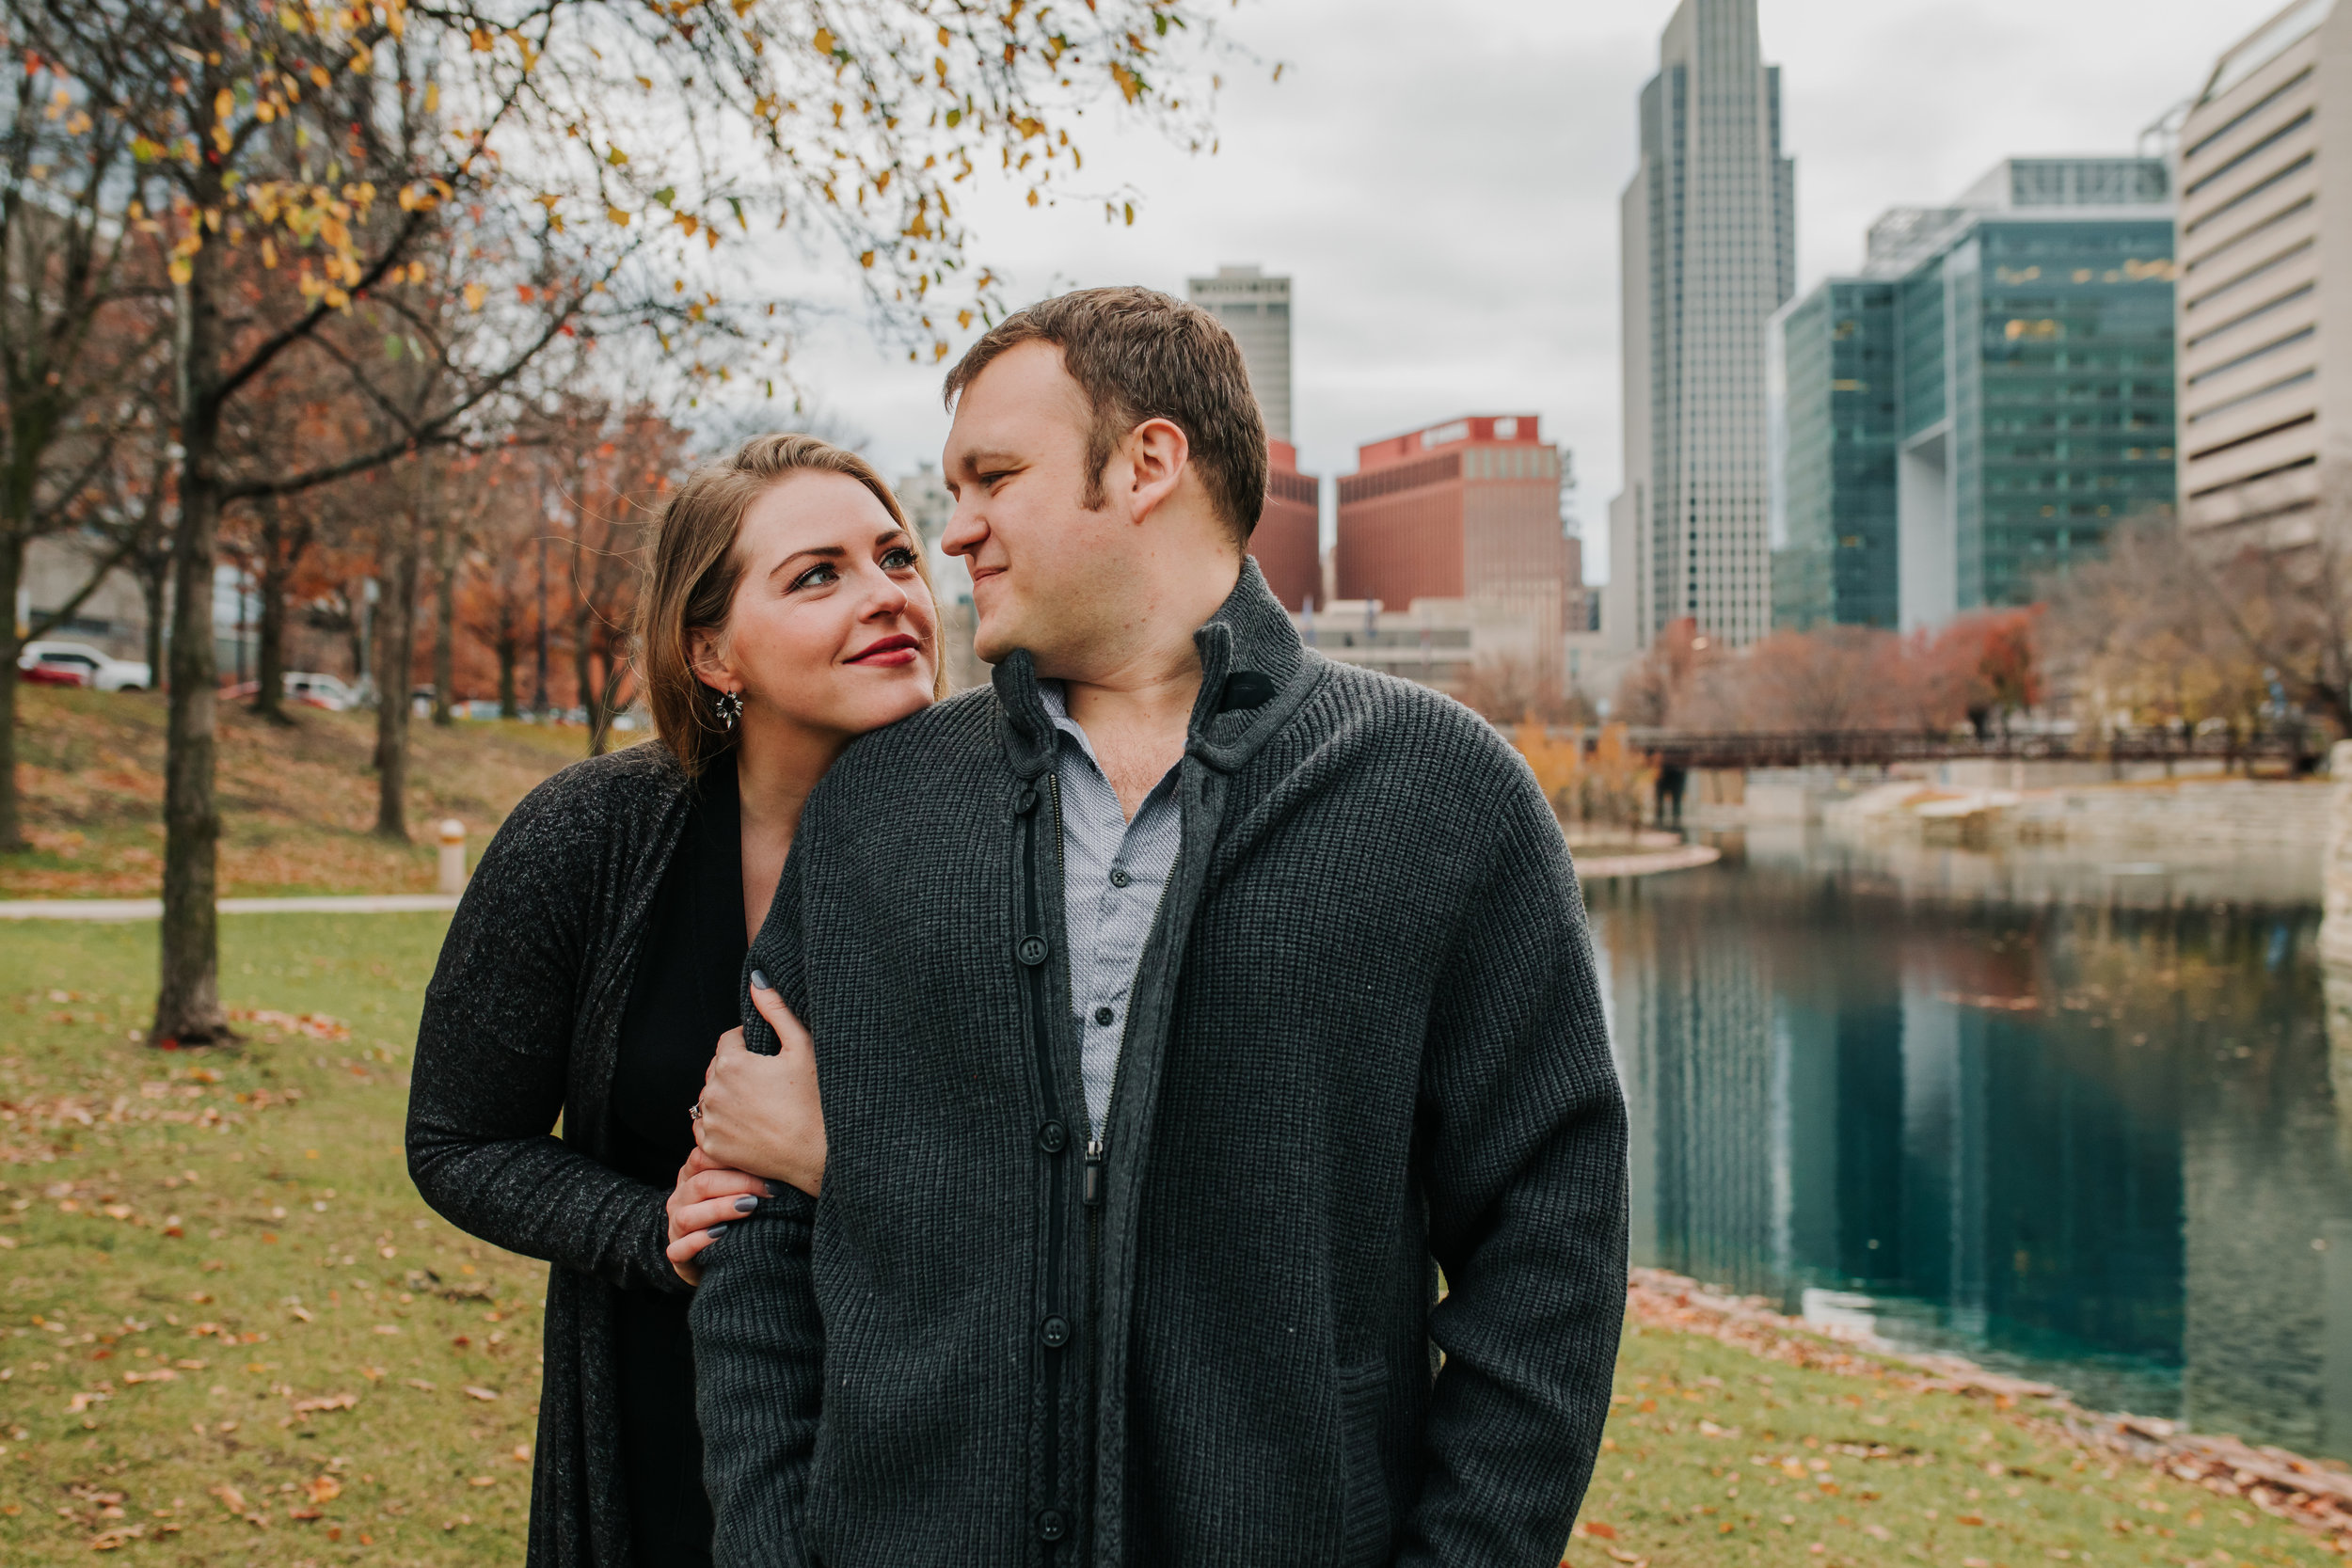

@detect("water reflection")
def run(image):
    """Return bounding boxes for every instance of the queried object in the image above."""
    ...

[1591,830,2352,1456]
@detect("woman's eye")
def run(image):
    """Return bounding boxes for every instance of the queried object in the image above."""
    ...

[790,563,838,592]
[882,546,918,570]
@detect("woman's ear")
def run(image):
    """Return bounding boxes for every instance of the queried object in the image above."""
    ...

[688,626,734,693]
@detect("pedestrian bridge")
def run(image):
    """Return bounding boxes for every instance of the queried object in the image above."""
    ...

[1604,728,2315,772]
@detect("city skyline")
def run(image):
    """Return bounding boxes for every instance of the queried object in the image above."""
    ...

[755,0,2252,589]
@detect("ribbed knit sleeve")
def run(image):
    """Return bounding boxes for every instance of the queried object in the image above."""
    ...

[1397,766,1629,1568]
[693,841,825,1567]
[690,1188,822,1568]
[406,768,685,1296]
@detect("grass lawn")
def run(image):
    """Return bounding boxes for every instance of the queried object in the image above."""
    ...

[1,913,2342,1567]
[1,914,540,1564]
[6,686,595,900]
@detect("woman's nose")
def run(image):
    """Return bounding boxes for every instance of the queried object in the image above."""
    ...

[862,573,911,619]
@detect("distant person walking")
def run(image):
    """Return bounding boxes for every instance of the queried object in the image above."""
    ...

[406,436,945,1568]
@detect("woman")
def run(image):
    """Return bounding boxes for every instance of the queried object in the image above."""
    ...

[406,434,941,1568]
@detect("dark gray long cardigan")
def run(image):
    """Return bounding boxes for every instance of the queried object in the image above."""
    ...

[407,742,700,1568]
[692,562,1630,1568]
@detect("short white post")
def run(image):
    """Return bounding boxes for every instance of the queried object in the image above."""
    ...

[437,818,468,895]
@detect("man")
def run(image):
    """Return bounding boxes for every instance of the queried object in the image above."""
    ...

[691,286,1627,1567]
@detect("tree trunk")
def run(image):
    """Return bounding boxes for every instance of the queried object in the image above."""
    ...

[496,616,519,719]
[373,486,422,841]
[431,515,461,727]
[251,499,299,727]
[573,601,598,755]
[137,546,167,690]
[155,255,230,1046]
[0,531,24,852]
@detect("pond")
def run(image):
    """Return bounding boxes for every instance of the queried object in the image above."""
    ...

[1588,824,2352,1459]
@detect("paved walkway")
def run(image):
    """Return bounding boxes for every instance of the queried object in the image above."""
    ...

[0,894,462,922]
[1573,843,1722,880]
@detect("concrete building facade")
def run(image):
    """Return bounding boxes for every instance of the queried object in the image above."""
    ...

[1772,157,2176,631]
[1607,0,1798,653]
[1186,264,1293,443]
[1253,439,1322,611]
[1334,414,1573,662]
[2177,0,2342,552]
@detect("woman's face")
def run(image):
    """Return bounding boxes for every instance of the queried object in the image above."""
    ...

[695,470,939,743]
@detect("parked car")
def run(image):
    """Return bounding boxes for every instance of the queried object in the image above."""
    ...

[17,641,151,691]
[283,672,358,712]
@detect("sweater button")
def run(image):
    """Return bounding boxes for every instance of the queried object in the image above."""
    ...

[1108,866,1132,888]
[1017,936,1048,967]
[1037,1121,1068,1153]
[1092,1006,1115,1027]
[1038,1509,1067,1542]
[1041,1315,1072,1349]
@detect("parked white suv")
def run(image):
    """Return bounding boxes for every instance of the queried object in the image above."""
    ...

[17,641,151,691]
[284,672,358,711]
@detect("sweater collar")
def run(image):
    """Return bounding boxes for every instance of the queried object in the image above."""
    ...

[994,557,1312,781]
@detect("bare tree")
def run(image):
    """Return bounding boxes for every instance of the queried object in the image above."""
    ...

[13,0,1242,1044]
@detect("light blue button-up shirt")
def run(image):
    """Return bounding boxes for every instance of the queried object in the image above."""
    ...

[1039,681,1183,1137]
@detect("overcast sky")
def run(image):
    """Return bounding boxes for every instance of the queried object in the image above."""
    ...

[751,0,2251,584]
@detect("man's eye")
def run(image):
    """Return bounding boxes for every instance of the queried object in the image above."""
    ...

[790,563,838,591]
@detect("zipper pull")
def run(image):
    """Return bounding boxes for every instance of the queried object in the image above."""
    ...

[1083,1139,1104,1206]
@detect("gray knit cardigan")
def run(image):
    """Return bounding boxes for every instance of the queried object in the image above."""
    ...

[692,562,1629,1568]
[407,741,700,1568]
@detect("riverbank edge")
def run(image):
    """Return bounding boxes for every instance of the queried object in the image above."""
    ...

[1627,1266,2352,1553]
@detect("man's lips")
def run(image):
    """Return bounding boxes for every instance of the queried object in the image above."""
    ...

[847,633,920,666]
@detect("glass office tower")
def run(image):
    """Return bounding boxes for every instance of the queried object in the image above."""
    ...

[1772,280,1901,629]
[1771,159,2177,629]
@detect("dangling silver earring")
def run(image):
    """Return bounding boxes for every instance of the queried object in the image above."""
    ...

[716,689,743,731]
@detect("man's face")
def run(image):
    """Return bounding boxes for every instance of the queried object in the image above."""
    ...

[940,341,1137,673]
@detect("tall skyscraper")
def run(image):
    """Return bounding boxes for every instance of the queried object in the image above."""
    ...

[1607,0,1797,654]
[2178,0,2337,555]
[1187,264,1293,441]
[1772,158,2176,630]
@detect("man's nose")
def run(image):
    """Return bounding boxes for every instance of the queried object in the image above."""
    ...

[941,500,983,558]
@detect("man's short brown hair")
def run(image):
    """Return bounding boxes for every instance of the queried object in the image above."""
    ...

[943,285,1269,542]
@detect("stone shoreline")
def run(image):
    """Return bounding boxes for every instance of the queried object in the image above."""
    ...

[1628,1267,2352,1553]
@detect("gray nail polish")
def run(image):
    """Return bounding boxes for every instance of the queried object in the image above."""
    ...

[764,1180,785,1198]
[706,1223,728,1238]
[749,968,771,991]
[734,1195,760,1213]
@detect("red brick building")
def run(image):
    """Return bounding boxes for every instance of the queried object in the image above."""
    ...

[1335,415,1572,653]
[1250,438,1322,611]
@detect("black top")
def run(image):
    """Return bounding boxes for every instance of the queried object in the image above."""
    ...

[409,739,707,1568]
[608,758,745,1568]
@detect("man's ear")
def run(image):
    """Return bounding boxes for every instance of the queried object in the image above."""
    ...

[688,626,735,691]
[1124,417,1190,524]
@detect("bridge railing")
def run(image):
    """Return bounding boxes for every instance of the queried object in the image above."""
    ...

[1540,727,2320,771]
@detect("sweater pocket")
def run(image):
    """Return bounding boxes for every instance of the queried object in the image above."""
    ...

[1336,1359,1392,1567]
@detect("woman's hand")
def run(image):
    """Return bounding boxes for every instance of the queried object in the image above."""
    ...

[693,974,826,1199]
[665,1146,770,1287]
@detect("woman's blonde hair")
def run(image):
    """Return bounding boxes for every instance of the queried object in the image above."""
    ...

[638,433,946,778]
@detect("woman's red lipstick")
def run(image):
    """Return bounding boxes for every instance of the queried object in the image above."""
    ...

[848,633,920,667]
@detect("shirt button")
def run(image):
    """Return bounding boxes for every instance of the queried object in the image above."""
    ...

[1038,1510,1068,1542]
[1041,1315,1072,1348]
[1092,1006,1115,1027]
[1037,1121,1068,1153]
[1108,866,1132,888]
[1016,935,1048,966]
